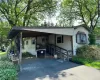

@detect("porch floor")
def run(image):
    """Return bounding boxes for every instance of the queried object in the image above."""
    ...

[18,58,100,80]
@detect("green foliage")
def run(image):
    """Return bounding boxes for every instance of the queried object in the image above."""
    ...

[0,51,6,56]
[58,0,77,26]
[94,27,100,36]
[71,56,93,64]
[71,56,100,69]
[0,53,17,80]
[60,0,98,32]
[0,61,16,69]
[76,45,100,60]
[0,55,9,61]
[0,68,17,80]
[89,33,96,45]
[0,22,11,48]
[0,0,57,27]
[86,61,100,69]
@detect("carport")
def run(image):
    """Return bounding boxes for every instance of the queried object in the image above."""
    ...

[8,25,89,65]
[8,27,74,70]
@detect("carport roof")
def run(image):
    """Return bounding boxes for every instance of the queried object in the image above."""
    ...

[8,24,87,39]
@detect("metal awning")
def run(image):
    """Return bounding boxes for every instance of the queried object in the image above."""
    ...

[8,28,51,39]
[8,27,74,39]
[8,24,87,39]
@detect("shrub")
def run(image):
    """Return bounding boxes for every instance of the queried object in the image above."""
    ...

[0,61,16,69]
[0,55,9,61]
[0,55,18,80]
[0,69,17,80]
[76,45,100,60]
[22,52,35,58]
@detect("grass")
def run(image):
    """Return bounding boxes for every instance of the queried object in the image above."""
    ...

[0,51,6,55]
[71,57,100,69]
[86,61,100,69]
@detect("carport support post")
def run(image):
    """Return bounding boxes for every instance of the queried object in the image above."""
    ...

[72,35,76,56]
[54,34,56,56]
[19,32,22,71]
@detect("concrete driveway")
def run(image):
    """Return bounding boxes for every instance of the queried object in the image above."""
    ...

[18,58,100,80]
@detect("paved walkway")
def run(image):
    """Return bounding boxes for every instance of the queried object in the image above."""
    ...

[18,58,100,80]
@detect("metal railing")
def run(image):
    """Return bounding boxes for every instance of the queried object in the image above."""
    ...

[47,44,73,61]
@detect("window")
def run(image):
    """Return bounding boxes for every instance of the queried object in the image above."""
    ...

[26,40,28,45]
[57,35,63,43]
[76,32,87,44]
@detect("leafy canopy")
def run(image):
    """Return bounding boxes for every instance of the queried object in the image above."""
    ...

[60,0,99,32]
[0,0,57,27]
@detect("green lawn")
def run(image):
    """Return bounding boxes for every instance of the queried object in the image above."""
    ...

[0,51,6,55]
[71,57,100,69]
[86,61,100,69]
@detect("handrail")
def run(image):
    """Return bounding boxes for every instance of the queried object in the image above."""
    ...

[47,44,73,60]
[48,44,68,52]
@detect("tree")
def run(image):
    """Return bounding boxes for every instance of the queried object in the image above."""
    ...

[94,27,100,36]
[0,0,57,49]
[0,0,57,27]
[61,0,99,33]
[0,21,10,48]
[58,0,78,27]
[60,0,99,44]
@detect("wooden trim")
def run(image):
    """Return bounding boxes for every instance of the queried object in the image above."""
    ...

[19,32,22,71]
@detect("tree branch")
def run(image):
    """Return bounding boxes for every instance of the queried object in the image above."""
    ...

[77,0,87,26]
[0,8,15,26]
[23,0,32,26]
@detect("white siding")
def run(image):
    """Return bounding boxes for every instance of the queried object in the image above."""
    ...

[22,38,37,55]
[22,26,89,56]
[73,27,89,55]
[49,34,72,50]
[56,35,72,50]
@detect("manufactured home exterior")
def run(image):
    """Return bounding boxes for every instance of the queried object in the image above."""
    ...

[21,26,89,56]
[8,24,89,60]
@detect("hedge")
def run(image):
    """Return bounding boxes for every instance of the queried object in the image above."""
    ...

[76,45,100,60]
